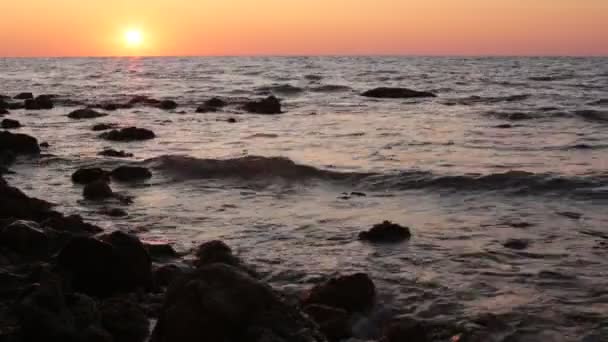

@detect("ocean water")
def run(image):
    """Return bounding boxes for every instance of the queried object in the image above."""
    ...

[1,57,608,340]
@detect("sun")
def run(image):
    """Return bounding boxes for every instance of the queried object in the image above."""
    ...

[124,29,143,47]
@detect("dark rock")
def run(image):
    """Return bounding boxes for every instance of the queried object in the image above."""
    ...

[92,123,118,131]
[14,92,34,100]
[72,168,110,184]
[83,180,113,200]
[158,100,178,110]
[68,108,108,119]
[194,240,240,268]
[503,239,530,250]
[145,242,178,259]
[195,105,219,113]
[0,131,40,154]
[358,221,412,243]
[0,220,49,257]
[100,298,149,342]
[361,87,437,99]
[98,149,133,158]
[1,118,22,129]
[42,214,104,234]
[39,142,49,148]
[110,166,152,182]
[496,124,513,129]
[100,127,156,141]
[0,182,54,221]
[205,97,227,108]
[129,96,160,107]
[24,95,54,110]
[243,96,282,114]
[380,320,432,342]
[99,208,128,217]
[65,293,102,332]
[558,211,582,220]
[303,304,351,342]
[227,117,237,123]
[0,108,8,115]
[100,231,153,294]
[302,273,375,313]
[153,264,183,288]
[150,263,326,342]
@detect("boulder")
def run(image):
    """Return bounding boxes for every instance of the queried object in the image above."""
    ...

[99,207,128,217]
[0,108,9,115]
[1,118,22,129]
[0,131,40,154]
[227,117,237,123]
[0,182,55,221]
[98,149,133,158]
[380,320,432,342]
[243,96,282,114]
[150,264,326,342]
[194,240,240,268]
[153,264,183,288]
[71,168,109,184]
[144,242,178,259]
[0,220,49,257]
[302,273,375,313]
[14,92,34,100]
[110,166,152,182]
[157,100,178,110]
[99,127,156,141]
[68,108,108,119]
[24,95,54,110]
[361,87,436,99]
[42,214,104,234]
[303,304,351,342]
[83,180,113,200]
[92,123,118,131]
[503,239,529,250]
[196,98,227,113]
[100,231,153,294]
[100,298,149,342]
[358,221,411,243]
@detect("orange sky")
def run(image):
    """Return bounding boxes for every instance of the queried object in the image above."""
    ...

[0,0,606,57]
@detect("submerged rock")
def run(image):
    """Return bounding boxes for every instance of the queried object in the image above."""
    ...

[99,127,156,141]
[92,123,118,131]
[358,221,411,243]
[14,92,34,100]
[302,273,376,314]
[503,239,530,250]
[68,108,108,119]
[98,149,134,158]
[0,131,40,154]
[158,100,178,110]
[243,96,282,114]
[1,118,22,129]
[72,168,110,184]
[361,87,436,99]
[151,263,326,342]
[110,166,152,182]
[83,180,113,200]
[24,95,54,110]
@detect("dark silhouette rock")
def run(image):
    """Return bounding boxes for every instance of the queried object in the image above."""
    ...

[100,231,153,293]
[100,298,149,342]
[0,131,40,154]
[72,168,109,184]
[24,95,54,110]
[303,304,351,342]
[243,96,282,114]
[129,96,160,107]
[153,264,183,288]
[158,100,178,110]
[14,92,34,100]
[358,221,411,243]
[380,320,433,342]
[302,273,376,313]
[496,124,513,129]
[99,207,128,217]
[145,242,178,259]
[150,263,326,342]
[227,117,237,123]
[196,98,227,113]
[0,182,54,221]
[194,240,240,268]
[98,149,133,158]
[0,108,9,115]
[42,214,104,234]
[83,180,113,200]
[99,127,156,141]
[110,166,152,182]
[0,220,49,257]
[92,123,118,131]
[361,87,436,99]
[68,108,108,119]
[1,118,22,129]
[39,142,50,148]
[503,239,530,250]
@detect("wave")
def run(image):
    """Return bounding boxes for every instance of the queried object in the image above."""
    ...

[443,94,530,106]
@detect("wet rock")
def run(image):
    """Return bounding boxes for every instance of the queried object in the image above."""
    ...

[145,242,178,260]
[72,168,110,184]
[496,124,513,129]
[83,180,114,200]
[0,108,9,115]
[153,264,183,288]
[99,127,156,141]
[0,131,40,154]
[380,320,432,342]
[1,118,21,129]
[194,240,241,268]
[42,214,104,234]
[100,298,149,342]
[39,142,49,148]
[227,117,237,123]
[302,273,376,314]
[92,123,118,131]
[0,220,49,257]
[0,182,54,221]
[358,221,412,243]
[151,263,326,342]
[14,92,34,100]
[503,238,530,250]
[65,293,102,332]
[110,166,152,182]
[98,149,133,158]
[243,96,282,114]
[158,100,178,110]
[129,95,160,107]
[361,87,436,99]
[196,98,227,113]
[100,231,153,294]
[24,95,54,110]
[303,304,351,342]
[68,108,108,119]
[99,207,128,217]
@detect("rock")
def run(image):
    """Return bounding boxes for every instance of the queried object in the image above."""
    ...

[153,264,183,288]
[65,293,102,332]
[110,166,152,182]
[0,220,49,257]
[24,95,54,110]
[243,96,282,114]
[68,108,108,119]
[1,118,22,129]
[39,142,49,148]
[0,108,9,115]
[99,207,128,217]
[380,320,432,342]
[145,242,178,259]
[195,105,218,113]
[100,231,153,294]
[502,239,529,250]
[558,211,582,220]
[361,87,436,99]
[196,98,227,113]
[72,168,110,184]
[358,221,412,243]
[194,240,240,268]
[100,298,149,342]
[157,100,178,110]
[495,124,513,129]
[303,304,351,342]
[42,214,103,234]
[14,92,34,100]
[98,149,133,158]
[83,180,113,200]
[99,127,156,141]
[227,117,237,123]
[92,123,118,131]
[0,182,55,221]
[150,263,326,342]
[0,131,40,155]
[302,273,375,313]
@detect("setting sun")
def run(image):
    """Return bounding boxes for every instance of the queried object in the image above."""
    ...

[124,29,143,47]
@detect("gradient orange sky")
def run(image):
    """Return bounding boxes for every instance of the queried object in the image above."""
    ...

[1,0,606,57]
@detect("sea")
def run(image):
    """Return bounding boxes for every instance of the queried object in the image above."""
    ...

[1,57,607,341]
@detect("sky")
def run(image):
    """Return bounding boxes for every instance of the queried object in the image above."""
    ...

[0,0,606,57]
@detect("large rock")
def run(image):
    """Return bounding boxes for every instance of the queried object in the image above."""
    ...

[1,118,22,129]
[361,87,436,99]
[302,273,376,314]
[0,220,49,257]
[194,240,240,268]
[14,92,34,100]
[100,298,149,342]
[68,108,108,119]
[99,127,156,141]
[100,231,153,294]
[358,221,411,243]
[0,131,40,155]
[110,166,152,182]
[24,95,54,110]
[72,168,110,184]
[243,96,282,114]
[42,214,103,234]
[151,263,326,342]
[83,181,113,200]
[0,182,55,221]
[303,304,351,342]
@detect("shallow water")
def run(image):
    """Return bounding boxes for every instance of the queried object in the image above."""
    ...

[2,57,608,340]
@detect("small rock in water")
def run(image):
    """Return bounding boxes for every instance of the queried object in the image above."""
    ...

[72,167,110,184]
[99,207,128,217]
[495,124,513,129]
[24,95,54,110]
[302,273,376,313]
[14,92,34,100]
[1,118,22,129]
[227,117,237,123]
[205,97,227,108]
[83,180,114,200]
[0,130,41,154]
[157,100,178,110]
[243,95,282,114]
[111,166,152,182]
[92,123,118,131]
[503,238,530,250]
[361,87,436,99]
[100,127,156,141]
[68,108,108,119]
[98,148,133,158]
[558,211,583,220]
[39,141,50,148]
[358,220,412,243]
